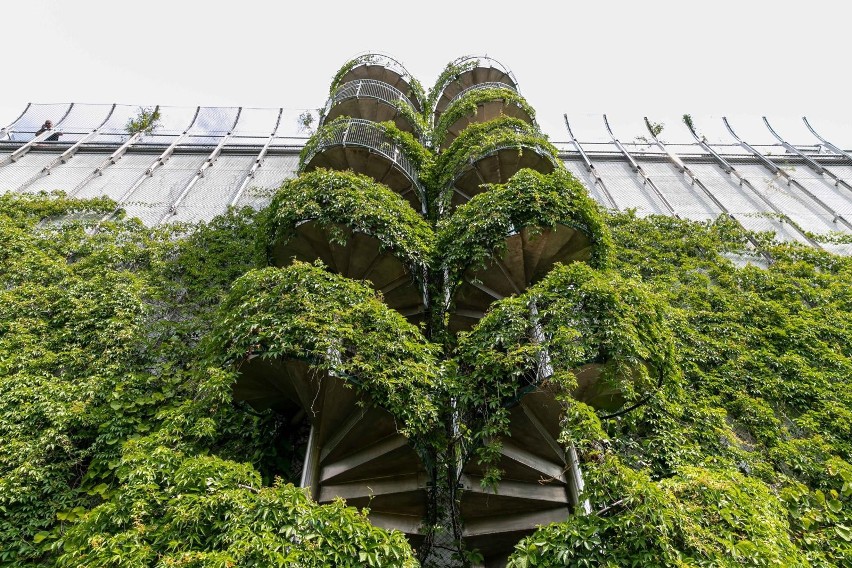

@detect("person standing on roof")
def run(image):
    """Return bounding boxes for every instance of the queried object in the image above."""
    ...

[35,120,61,141]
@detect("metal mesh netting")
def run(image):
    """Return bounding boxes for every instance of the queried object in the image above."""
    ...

[92,105,146,144]
[686,163,809,244]
[734,164,847,234]
[22,154,107,195]
[0,151,61,192]
[74,154,154,201]
[235,154,299,210]
[591,160,666,216]
[637,161,719,221]
[137,106,198,145]
[168,155,257,224]
[122,155,207,225]
[230,107,281,145]
[562,159,610,207]
[4,103,73,141]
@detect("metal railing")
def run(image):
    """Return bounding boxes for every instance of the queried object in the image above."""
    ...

[302,118,424,199]
[322,79,417,125]
[334,53,422,111]
[447,81,518,106]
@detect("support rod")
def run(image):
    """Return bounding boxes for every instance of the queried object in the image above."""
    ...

[563,114,618,210]
[684,117,822,249]
[603,114,678,217]
[724,117,852,231]
[229,108,284,207]
[644,118,770,261]
[802,117,852,163]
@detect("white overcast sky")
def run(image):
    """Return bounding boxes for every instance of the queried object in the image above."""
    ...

[4,0,852,147]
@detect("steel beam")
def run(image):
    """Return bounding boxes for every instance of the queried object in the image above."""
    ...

[563,114,618,209]
[724,117,852,231]
[229,108,284,206]
[684,118,823,249]
[603,114,678,217]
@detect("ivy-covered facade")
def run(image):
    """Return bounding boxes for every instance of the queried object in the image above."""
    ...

[1,54,851,568]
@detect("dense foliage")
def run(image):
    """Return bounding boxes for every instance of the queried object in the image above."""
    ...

[3,188,852,566]
[0,194,420,566]
[507,215,852,567]
[3,52,852,567]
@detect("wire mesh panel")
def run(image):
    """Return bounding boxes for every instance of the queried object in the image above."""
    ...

[53,104,114,142]
[138,106,198,145]
[92,105,146,144]
[186,107,240,146]
[167,155,257,224]
[774,163,852,216]
[591,160,667,216]
[235,154,299,210]
[4,103,72,141]
[686,163,807,244]
[822,165,852,185]
[23,154,107,194]
[121,155,207,225]
[74,154,155,201]
[0,151,64,192]
[230,108,281,146]
[733,164,848,235]
[638,162,719,221]
[562,159,610,207]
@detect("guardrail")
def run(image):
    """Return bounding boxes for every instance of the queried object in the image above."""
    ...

[302,118,424,200]
[322,79,417,125]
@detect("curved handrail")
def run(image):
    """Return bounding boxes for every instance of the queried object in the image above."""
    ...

[447,81,518,106]
[322,79,418,126]
[301,118,424,200]
[431,55,518,115]
[331,53,423,111]
[449,141,559,189]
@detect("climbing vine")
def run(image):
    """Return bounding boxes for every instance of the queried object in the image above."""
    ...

[431,87,535,149]
[4,52,852,568]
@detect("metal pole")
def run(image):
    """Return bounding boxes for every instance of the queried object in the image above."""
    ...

[563,114,618,210]
[602,114,679,217]
[724,117,852,231]
[230,108,284,207]
[158,108,243,223]
[683,117,823,249]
